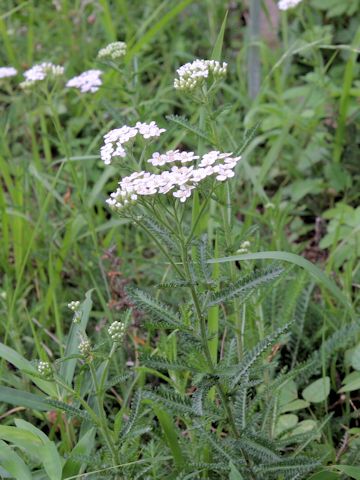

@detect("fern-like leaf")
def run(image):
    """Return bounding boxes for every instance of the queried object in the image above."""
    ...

[126,286,186,331]
[166,114,212,143]
[236,434,280,462]
[229,322,292,388]
[143,389,197,417]
[209,265,283,306]
[120,389,142,438]
[45,398,92,422]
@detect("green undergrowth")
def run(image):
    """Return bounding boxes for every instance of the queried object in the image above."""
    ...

[0,1,359,479]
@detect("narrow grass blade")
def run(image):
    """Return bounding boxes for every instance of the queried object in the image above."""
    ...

[208,251,354,317]
[211,11,228,61]
[0,386,50,411]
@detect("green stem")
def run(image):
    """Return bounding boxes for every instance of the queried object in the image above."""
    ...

[89,362,120,465]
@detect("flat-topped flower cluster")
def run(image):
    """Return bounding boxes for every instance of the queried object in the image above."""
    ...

[174,59,227,91]
[0,67,17,79]
[100,122,166,165]
[104,121,241,210]
[20,62,64,88]
[66,69,103,93]
[98,41,127,60]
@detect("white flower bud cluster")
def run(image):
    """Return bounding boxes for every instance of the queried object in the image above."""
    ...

[108,321,126,342]
[66,69,103,93]
[106,149,241,209]
[278,0,303,10]
[20,62,64,88]
[100,121,166,165]
[68,300,80,311]
[78,338,92,358]
[98,41,127,60]
[0,67,17,79]
[174,59,227,91]
[236,240,251,254]
[68,300,82,323]
[38,361,52,377]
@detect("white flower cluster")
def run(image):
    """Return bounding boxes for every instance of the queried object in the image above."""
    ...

[66,69,103,93]
[68,300,80,311]
[78,338,92,358]
[68,300,82,323]
[174,59,227,91]
[20,62,64,88]
[108,321,126,342]
[98,41,127,60]
[38,361,51,377]
[237,240,251,254]
[278,0,303,10]
[107,150,241,209]
[0,66,17,79]
[100,121,166,165]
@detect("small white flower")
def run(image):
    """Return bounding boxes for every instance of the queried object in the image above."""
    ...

[98,41,127,60]
[68,300,80,311]
[66,69,103,93]
[108,321,126,342]
[0,66,17,79]
[214,165,235,181]
[38,361,52,377]
[21,62,64,88]
[174,59,227,91]
[106,148,241,208]
[173,184,195,202]
[78,338,92,359]
[278,0,303,10]
[101,122,166,164]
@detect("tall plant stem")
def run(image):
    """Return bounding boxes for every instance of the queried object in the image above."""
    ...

[89,362,120,466]
[180,243,256,479]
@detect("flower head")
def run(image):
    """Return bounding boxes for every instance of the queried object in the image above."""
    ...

[38,361,52,378]
[68,300,80,311]
[108,321,126,342]
[106,148,241,209]
[98,41,127,60]
[174,59,227,91]
[79,338,92,360]
[278,0,303,10]
[0,67,17,79]
[66,69,103,93]
[100,121,166,165]
[20,62,64,88]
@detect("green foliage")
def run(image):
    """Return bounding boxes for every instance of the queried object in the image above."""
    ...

[0,0,359,478]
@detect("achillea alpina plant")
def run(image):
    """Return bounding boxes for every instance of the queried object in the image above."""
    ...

[96,63,330,479]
